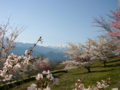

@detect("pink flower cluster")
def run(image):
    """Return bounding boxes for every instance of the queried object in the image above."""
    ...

[37,62,50,72]
[104,2,120,56]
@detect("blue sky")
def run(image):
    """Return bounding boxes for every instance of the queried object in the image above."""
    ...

[0,0,119,47]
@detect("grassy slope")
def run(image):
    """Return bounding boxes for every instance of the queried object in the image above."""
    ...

[9,56,120,90]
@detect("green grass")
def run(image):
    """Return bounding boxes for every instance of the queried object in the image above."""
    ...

[7,56,120,90]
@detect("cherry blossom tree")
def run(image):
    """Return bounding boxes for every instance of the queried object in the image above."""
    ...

[89,36,119,67]
[61,40,99,73]
[91,2,120,58]
[61,42,86,71]
[104,2,120,56]
[0,18,26,70]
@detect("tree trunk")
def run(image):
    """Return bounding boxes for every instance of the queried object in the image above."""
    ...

[85,66,91,73]
[104,61,106,67]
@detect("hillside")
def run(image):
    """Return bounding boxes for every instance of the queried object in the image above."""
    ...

[9,56,120,90]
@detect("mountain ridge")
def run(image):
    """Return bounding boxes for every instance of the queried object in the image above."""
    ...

[3,39,84,60]
[9,42,74,60]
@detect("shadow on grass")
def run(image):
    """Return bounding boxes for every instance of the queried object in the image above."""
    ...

[72,68,114,75]
[106,63,120,67]
[107,59,120,63]
[91,62,120,68]
[91,66,103,68]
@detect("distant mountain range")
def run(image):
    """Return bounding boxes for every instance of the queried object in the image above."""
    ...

[6,42,84,60]
[2,39,85,60]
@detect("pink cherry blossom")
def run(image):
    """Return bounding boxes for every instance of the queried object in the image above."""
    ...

[104,2,120,55]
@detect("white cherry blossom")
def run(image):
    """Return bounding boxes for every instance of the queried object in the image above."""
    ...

[36,73,43,80]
